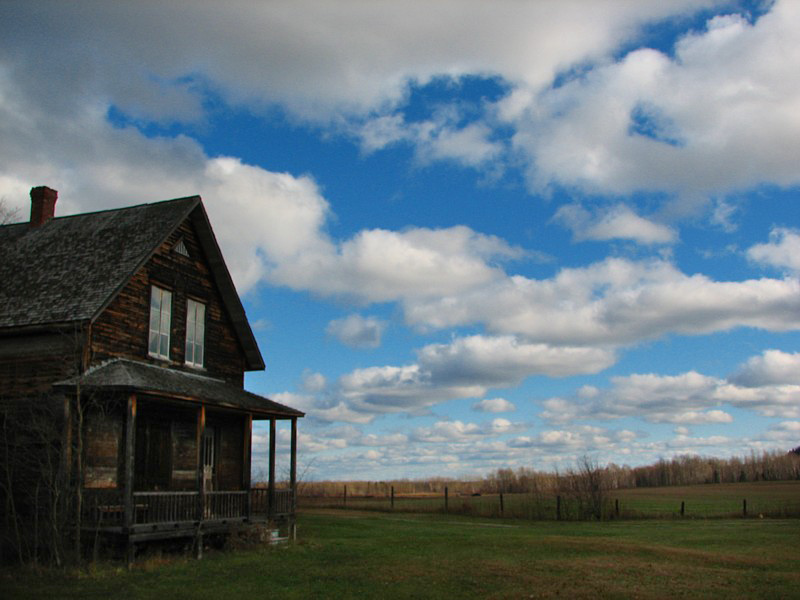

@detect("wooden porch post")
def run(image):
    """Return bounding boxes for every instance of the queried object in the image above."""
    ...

[268,418,276,520]
[243,414,252,519]
[195,404,206,559]
[290,417,298,540]
[290,417,297,511]
[123,393,137,566]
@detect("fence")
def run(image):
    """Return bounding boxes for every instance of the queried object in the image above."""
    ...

[298,481,800,521]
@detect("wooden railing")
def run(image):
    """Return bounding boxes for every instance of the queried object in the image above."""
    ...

[83,488,294,528]
[251,488,293,516]
[133,491,197,524]
[206,490,248,519]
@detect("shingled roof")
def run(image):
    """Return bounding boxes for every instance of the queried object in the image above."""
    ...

[55,359,303,418]
[0,192,264,370]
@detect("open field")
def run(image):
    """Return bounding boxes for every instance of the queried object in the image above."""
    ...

[300,480,800,520]
[3,510,800,599]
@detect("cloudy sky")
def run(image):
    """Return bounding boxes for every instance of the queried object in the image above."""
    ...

[2,0,799,480]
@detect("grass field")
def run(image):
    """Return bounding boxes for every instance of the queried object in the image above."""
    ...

[3,510,799,599]
[301,480,800,520]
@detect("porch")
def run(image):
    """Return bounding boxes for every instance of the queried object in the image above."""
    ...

[83,488,295,542]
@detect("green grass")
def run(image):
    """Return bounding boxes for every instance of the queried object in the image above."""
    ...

[3,510,800,599]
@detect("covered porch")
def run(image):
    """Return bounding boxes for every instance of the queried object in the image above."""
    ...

[57,359,304,560]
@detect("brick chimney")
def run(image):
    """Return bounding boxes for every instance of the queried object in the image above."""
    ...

[30,186,58,227]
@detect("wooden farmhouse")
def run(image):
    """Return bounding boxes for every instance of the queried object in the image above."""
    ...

[0,187,303,561]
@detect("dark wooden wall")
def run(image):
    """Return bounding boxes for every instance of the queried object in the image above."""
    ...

[90,219,246,385]
[83,399,247,492]
[0,330,84,397]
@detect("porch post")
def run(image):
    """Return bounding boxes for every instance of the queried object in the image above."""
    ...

[243,414,252,519]
[290,417,298,540]
[195,404,206,559]
[123,393,137,566]
[290,417,297,513]
[268,417,276,520]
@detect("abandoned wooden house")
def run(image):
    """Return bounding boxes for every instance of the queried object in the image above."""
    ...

[0,186,303,561]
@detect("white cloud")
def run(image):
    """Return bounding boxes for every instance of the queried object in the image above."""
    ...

[540,350,800,425]
[553,203,677,245]
[730,349,800,387]
[404,257,800,345]
[472,398,516,413]
[508,2,800,211]
[301,370,328,393]
[326,314,387,349]
[748,228,800,274]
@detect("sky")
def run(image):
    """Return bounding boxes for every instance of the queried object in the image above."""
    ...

[1,0,799,481]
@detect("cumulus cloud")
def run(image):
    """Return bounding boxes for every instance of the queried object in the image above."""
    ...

[540,349,800,425]
[509,3,800,206]
[326,314,387,349]
[411,418,525,443]
[748,228,800,274]
[554,203,676,245]
[404,257,800,345]
[730,349,800,387]
[472,398,516,413]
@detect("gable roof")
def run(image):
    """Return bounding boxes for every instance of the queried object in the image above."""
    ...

[0,195,265,370]
[55,359,303,418]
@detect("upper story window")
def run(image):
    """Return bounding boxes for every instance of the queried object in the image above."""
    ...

[148,286,172,360]
[185,299,205,368]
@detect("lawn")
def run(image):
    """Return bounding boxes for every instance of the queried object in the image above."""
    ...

[3,510,799,599]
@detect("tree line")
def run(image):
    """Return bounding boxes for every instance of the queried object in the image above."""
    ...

[298,449,800,498]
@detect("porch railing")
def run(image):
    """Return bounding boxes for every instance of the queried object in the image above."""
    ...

[251,488,293,517]
[83,488,294,528]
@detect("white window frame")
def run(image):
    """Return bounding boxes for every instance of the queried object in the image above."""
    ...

[185,298,205,368]
[148,286,172,360]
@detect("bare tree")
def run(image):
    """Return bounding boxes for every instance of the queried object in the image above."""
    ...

[0,198,20,225]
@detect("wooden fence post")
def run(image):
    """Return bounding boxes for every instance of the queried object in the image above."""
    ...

[499,493,504,516]
[344,485,347,508]
[556,495,561,521]
[743,499,747,517]
[680,501,685,517]
[444,487,448,512]
[615,499,619,517]
[391,486,394,510]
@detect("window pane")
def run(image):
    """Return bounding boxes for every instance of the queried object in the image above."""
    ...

[160,333,169,357]
[149,286,171,359]
[149,330,159,354]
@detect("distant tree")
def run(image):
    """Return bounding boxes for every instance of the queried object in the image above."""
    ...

[790,446,800,456]
[0,198,20,225]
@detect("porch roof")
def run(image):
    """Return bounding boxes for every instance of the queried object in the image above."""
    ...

[55,358,304,418]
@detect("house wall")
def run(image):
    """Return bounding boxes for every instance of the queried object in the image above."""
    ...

[90,219,246,386]
[0,330,85,397]
[84,402,123,488]
[83,398,248,492]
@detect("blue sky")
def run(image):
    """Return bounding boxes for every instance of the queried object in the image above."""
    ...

[2,0,799,481]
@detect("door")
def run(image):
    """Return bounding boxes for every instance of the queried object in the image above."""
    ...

[202,426,216,491]
[134,416,172,490]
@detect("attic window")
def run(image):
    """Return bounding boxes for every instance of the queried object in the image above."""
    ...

[173,238,189,257]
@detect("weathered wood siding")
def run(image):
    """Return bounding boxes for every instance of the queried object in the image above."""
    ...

[90,219,246,385]
[84,404,122,488]
[0,331,85,397]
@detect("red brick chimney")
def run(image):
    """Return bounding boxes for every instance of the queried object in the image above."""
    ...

[30,186,58,227]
